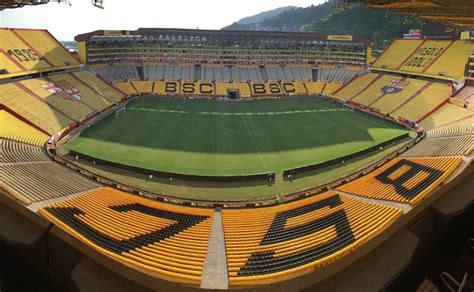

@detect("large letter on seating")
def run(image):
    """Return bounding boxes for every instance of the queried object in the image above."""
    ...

[165,82,178,93]
[237,195,355,276]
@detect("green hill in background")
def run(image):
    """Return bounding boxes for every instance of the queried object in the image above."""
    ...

[223,3,421,49]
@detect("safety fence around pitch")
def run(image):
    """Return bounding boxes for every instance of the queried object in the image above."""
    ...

[68,150,276,182]
[282,133,411,177]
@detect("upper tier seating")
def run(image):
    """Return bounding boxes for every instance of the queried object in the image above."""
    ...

[0,139,48,163]
[337,157,462,205]
[0,82,74,135]
[0,28,79,75]
[373,39,473,81]
[39,187,213,284]
[0,110,49,146]
[0,162,99,204]
[222,191,402,286]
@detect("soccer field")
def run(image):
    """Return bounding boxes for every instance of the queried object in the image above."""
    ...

[65,96,410,176]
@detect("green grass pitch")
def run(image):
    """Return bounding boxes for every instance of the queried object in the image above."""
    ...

[65,96,410,176]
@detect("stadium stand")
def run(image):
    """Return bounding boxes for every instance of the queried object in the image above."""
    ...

[113,81,138,96]
[0,82,74,134]
[71,71,125,103]
[0,109,49,146]
[47,73,113,112]
[323,82,343,95]
[216,82,252,98]
[334,73,452,122]
[222,191,402,285]
[373,40,474,81]
[391,81,451,123]
[419,103,474,130]
[333,73,381,100]
[426,116,474,138]
[337,157,462,205]
[0,139,49,163]
[19,77,95,121]
[93,65,139,82]
[0,162,99,204]
[317,65,362,84]
[401,136,473,157]
[14,29,79,67]
[39,187,213,284]
[0,28,79,75]
[131,81,153,94]
[79,29,370,67]
[304,82,326,95]
[453,85,474,101]
[372,40,425,70]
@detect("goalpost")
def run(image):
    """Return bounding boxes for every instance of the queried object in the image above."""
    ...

[342,100,354,112]
[115,106,126,118]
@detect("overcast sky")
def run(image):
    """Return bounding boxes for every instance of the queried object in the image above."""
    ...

[0,0,325,41]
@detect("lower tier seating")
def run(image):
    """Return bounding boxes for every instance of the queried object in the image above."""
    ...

[0,139,48,163]
[72,71,125,103]
[454,85,474,101]
[113,81,138,96]
[334,73,451,123]
[48,73,113,112]
[112,80,338,97]
[0,83,74,135]
[39,187,213,284]
[337,157,462,205]
[0,110,49,146]
[19,77,94,121]
[401,136,473,157]
[222,192,402,286]
[425,115,474,138]
[0,162,98,204]
[317,65,362,84]
[419,103,474,130]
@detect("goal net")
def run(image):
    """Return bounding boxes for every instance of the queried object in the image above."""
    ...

[115,106,126,118]
[342,101,354,112]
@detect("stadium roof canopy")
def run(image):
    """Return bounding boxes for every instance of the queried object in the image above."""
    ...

[344,0,474,28]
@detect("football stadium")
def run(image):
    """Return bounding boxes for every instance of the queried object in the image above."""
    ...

[0,0,473,291]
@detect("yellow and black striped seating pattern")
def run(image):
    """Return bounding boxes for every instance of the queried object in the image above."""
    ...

[337,157,462,205]
[222,192,402,286]
[39,188,214,284]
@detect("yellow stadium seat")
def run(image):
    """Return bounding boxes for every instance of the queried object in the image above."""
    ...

[0,82,74,134]
[39,187,214,284]
[222,191,402,286]
[337,157,462,205]
[0,110,49,146]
